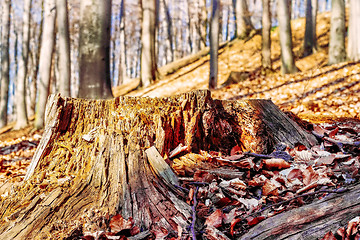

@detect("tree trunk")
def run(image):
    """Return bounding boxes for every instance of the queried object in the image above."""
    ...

[56,0,71,97]
[0,90,317,239]
[34,0,57,129]
[277,0,298,74]
[14,0,32,129]
[328,0,346,65]
[261,0,272,71]
[209,0,220,90]
[303,0,318,57]
[162,0,174,62]
[233,0,255,39]
[78,0,113,99]
[347,0,360,61]
[0,0,11,128]
[116,0,127,86]
[140,0,158,87]
[240,183,360,239]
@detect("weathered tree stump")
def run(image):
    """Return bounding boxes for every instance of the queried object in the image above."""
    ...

[0,90,317,239]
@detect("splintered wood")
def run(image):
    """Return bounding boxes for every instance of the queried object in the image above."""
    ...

[0,90,317,239]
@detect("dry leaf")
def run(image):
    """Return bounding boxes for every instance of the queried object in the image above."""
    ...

[205,209,223,228]
[262,158,290,170]
[109,214,134,233]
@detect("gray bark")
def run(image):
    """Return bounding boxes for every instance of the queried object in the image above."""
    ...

[14,0,32,129]
[35,0,56,129]
[78,0,113,99]
[140,0,157,87]
[261,0,272,70]
[162,0,174,62]
[209,0,220,90]
[328,0,346,65]
[0,0,11,128]
[277,0,298,74]
[303,0,318,56]
[56,0,71,96]
[117,0,127,86]
[347,0,360,61]
[233,0,254,39]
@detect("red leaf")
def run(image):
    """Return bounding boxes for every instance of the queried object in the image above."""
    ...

[109,214,134,233]
[230,218,241,236]
[205,209,223,228]
[321,231,337,240]
[230,145,243,155]
[246,216,265,226]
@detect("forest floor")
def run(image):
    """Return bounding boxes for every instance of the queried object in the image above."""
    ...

[0,10,360,240]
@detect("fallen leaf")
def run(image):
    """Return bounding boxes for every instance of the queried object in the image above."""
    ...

[109,214,134,233]
[262,158,290,170]
[205,209,223,228]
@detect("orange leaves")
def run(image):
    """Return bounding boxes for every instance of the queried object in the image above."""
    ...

[205,209,223,228]
[262,158,290,170]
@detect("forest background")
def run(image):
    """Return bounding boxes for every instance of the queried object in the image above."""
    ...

[0,0,359,133]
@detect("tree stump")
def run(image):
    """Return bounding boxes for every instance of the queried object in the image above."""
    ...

[0,90,317,239]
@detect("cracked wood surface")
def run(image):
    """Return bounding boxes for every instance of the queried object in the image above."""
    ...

[0,90,317,239]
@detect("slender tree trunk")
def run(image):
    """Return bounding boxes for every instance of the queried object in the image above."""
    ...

[328,0,346,65]
[140,0,157,87]
[28,7,43,118]
[277,0,298,74]
[35,0,56,129]
[209,0,220,90]
[56,0,71,97]
[117,0,127,86]
[162,0,174,62]
[303,0,318,56]
[14,0,32,129]
[261,0,272,71]
[0,0,11,128]
[78,0,113,99]
[233,0,254,39]
[347,0,360,61]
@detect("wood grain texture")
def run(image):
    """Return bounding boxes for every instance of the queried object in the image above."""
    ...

[0,90,317,239]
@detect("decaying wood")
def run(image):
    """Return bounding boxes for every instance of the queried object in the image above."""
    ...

[239,184,360,240]
[0,90,316,239]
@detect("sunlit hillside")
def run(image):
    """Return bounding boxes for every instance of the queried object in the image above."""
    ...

[114,11,359,121]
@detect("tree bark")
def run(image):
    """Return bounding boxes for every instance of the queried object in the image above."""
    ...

[277,0,298,74]
[261,0,272,71]
[140,0,158,87]
[35,0,57,129]
[328,0,346,65]
[78,0,113,99]
[0,0,11,128]
[303,0,318,57]
[56,0,71,97]
[14,0,32,130]
[347,0,360,61]
[209,0,220,90]
[233,0,255,39]
[240,184,360,239]
[0,90,317,239]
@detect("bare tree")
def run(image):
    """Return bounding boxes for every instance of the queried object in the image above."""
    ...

[0,0,11,128]
[328,0,346,65]
[277,0,298,74]
[56,0,71,96]
[209,0,220,90]
[35,0,57,129]
[233,0,254,39]
[14,0,32,129]
[347,0,360,61]
[303,0,318,56]
[261,0,272,71]
[78,0,113,99]
[140,0,158,87]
